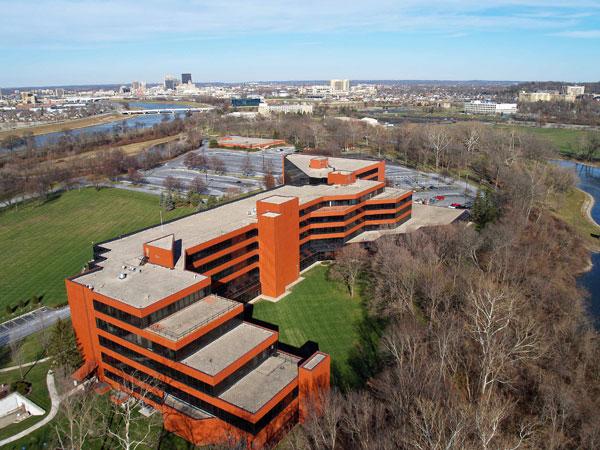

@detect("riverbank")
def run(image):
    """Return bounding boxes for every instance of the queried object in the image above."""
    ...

[0,113,123,140]
[554,188,600,253]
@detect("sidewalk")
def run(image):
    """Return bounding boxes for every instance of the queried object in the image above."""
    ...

[0,357,51,373]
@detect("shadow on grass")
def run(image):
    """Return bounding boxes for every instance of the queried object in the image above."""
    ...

[332,313,386,392]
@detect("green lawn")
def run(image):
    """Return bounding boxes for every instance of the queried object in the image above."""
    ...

[554,188,600,252]
[495,125,588,155]
[0,329,47,369]
[0,187,194,315]
[251,264,380,388]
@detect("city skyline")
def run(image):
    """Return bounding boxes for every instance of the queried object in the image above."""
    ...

[1,0,600,86]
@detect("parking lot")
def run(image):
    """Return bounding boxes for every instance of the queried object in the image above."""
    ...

[142,145,476,207]
[143,145,294,197]
[385,163,476,208]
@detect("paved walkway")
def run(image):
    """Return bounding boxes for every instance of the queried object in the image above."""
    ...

[0,357,51,373]
[0,371,59,447]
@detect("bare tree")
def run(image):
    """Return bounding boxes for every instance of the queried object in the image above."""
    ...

[9,335,25,378]
[329,245,368,297]
[425,125,452,172]
[467,279,541,400]
[54,365,103,450]
[241,152,254,175]
[189,176,207,194]
[104,373,163,450]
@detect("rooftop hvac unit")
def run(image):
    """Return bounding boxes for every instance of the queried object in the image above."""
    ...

[248,210,252,215]
[130,266,135,271]
[122,265,127,269]
[136,269,142,274]
[119,273,127,280]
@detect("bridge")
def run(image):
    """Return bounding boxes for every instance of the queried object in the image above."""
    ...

[120,107,213,115]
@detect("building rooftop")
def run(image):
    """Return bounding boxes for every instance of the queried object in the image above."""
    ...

[286,154,377,178]
[146,295,240,340]
[347,204,467,243]
[164,395,212,420]
[370,187,410,200]
[303,352,327,370]
[146,235,173,250]
[218,136,284,147]
[74,262,206,310]
[218,353,300,413]
[182,323,274,376]
[77,181,383,307]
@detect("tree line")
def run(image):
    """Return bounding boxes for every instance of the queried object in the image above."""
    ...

[291,140,599,449]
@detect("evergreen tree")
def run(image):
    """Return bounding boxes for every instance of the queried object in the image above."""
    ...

[163,192,174,211]
[205,196,218,209]
[159,192,165,208]
[471,189,497,231]
[48,318,83,371]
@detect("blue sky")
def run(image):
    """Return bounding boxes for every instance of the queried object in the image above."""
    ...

[1,0,599,86]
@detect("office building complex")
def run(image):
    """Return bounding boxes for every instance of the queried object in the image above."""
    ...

[182,73,192,84]
[67,155,411,448]
[464,100,517,115]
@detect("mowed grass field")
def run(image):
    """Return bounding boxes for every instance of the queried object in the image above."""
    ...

[0,187,194,313]
[252,265,375,387]
[496,125,589,155]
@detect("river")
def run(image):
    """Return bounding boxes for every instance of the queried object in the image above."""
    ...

[555,161,600,323]
[2,102,185,149]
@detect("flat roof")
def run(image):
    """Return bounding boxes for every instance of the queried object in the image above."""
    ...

[164,395,212,420]
[218,136,284,146]
[80,181,383,308]
[347,203,467,243]
[371,187,410,200]
[146,235,173,250]
[182,323,274,376]
[74,262,205,310]
[146,295,239,340]
[303,353,327,370]
[286,154,377,178]
[260,195,294,205]
[218,353,300,413]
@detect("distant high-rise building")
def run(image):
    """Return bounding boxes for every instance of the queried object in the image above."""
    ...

[21,92,36,104]
[132,81,140,90]
[181,73,192,84]
[562,85,585,96]
[330,79,350,92]
[164,75,179,90]
[55,88,65,98]
[141,81,147,90]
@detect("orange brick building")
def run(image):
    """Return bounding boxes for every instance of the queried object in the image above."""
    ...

[66,155,411,448]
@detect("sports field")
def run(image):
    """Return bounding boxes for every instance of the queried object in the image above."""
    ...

[0,188,194,315]
[252,264,377,387]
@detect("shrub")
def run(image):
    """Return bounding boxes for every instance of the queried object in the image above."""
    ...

[10,380,31,395]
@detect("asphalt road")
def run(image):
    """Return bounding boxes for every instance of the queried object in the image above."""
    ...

[0,306,71,346]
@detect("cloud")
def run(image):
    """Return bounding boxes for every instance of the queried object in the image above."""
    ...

[0,0,598,49]
[552,29,600,38]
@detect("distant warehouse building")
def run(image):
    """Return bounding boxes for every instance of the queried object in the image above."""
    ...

[464,100,517,116]
[258,103,313,116]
